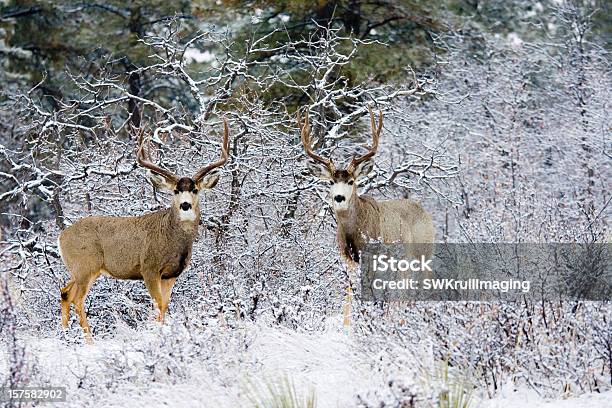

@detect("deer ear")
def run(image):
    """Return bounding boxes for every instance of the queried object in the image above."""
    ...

[354,160,374,181]
[307,161,333,180]
[148,172,175,191]
[196,170,220,190]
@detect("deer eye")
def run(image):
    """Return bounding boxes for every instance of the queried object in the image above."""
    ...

[174,190,179,194]
[348,180,354,185]
[329,180,335,185]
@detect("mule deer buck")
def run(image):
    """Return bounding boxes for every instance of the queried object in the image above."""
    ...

[58,122,230,342]
[299,106,434,328]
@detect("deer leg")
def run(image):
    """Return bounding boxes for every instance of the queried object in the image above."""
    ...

[343,285,353,334]
[73,281,96,344]
[342,261,358,334]
[143,277,164,323]
[160,277,177,322]
[60,280,76,328]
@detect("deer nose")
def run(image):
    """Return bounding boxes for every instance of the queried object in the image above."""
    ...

[180,202,192,211]
[334,195,346,203]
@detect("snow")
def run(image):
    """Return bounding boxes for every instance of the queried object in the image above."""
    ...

[4,316,610,407]
[4,318,380,406]
[246,321,371,406]
[184,48,216,64]
[482,384,612,408]
[507,33,523,48]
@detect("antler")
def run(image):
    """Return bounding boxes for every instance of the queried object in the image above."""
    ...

[298,109,336,173]
[193,118,231,182]
[347,105,382,173]
[135,126,179,183]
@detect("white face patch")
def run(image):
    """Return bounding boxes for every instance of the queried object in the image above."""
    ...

[330,182,354,212]
[177,191,197,221]
[179,209,197,221]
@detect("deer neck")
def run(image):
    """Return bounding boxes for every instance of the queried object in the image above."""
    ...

[335,194,379,243]
[335,193,369,239]
[168,205,200,238]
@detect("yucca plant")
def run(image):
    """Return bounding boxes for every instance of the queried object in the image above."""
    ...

[420,360,474,408]
[245,375,317,408]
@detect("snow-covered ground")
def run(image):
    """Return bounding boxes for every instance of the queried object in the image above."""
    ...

[6,317,392,407]
[4,313,610,407]
[483,386,612,408]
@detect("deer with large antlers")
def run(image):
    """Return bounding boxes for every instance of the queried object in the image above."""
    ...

[58,122,230,342]
[299,107,434,327]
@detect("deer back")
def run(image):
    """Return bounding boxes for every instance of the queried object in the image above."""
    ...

[377,199,434,244]
[343,196,434,248]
